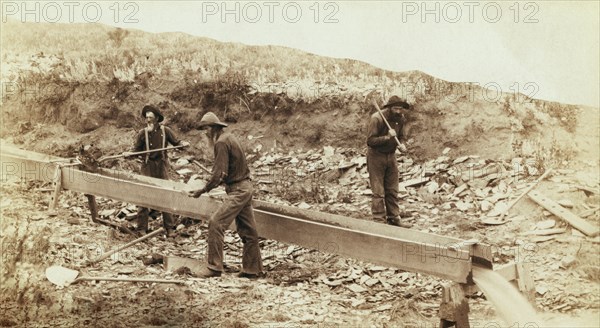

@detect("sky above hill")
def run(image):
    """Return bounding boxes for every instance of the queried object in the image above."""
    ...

[2,1,599,107]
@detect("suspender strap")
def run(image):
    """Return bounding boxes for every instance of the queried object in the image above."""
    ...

[144,125,167,163]
[144,127,150,164]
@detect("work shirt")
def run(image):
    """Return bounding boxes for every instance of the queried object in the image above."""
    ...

[366,109,403,154]
[203,132,250,193]
[132,125,181,160]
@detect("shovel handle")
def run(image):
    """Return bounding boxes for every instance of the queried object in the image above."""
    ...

[372,100,403,149]
[99,144,188,162]
[88,228,164,264]
[76,276,185,284]
[192,160,212,174]
[498,168,553,220]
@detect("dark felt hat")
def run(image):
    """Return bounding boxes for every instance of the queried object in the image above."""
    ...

[382,96,411,109]
[141,105,164,123]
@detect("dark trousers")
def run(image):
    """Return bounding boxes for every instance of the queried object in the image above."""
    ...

[206,180,263,274]
[367,148,400,220]
[137,158,174,231]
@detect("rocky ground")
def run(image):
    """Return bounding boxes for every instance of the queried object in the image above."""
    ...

[1,137,599,327]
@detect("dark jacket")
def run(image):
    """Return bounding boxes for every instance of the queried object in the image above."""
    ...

[202,132,250,193]
[366,109,403,154]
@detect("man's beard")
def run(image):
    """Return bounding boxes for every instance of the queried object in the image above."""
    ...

[389,111,402,121]
[146,123,155,130]
[207,130,218,146]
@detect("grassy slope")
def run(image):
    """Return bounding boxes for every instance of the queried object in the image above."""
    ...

[1,19,595,164]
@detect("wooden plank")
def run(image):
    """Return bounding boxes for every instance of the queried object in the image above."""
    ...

[0,153,59,183]
[62,168,216,219]
[254,209,472,282]
[63,168,472,282]
[2,149,475,282]
[465,262,518,295]
[523,228,566,236]
[528,191,599,237]
[164,256,203,273]
[575,185,599,195]
[0,144,63,162]
[492,262,518,282]
[255,201,493,266]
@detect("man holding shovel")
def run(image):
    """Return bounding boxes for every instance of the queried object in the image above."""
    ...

[367,95,412,228]
[125,105,189,236]
[186,112,263,279]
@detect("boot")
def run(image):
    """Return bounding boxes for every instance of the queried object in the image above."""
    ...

[194,267,221,278]
[237,271,266,279]
[372,216,387,224]
[135,215,149,234]
[387,216,412,228]
[164,227,176,238]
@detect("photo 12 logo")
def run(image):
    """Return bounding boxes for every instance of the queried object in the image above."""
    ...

[401,1,540,24]
[200,1,340,23]
[1,1,140,23]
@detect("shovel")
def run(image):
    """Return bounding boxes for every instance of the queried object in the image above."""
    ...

[98,144,188,162]
[45,265,185,286]
[45,228,168,286]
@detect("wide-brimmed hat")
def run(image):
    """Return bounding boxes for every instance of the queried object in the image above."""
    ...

[141,105,164,122]
[382,96,411,109]
[198,112,228,129]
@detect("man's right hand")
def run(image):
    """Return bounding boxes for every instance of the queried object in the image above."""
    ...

[388,130,397,138]
[122,151,133,157]
[186,189,204,198]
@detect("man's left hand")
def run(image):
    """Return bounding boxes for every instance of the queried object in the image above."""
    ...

[399,143,408,152]
[182,141,191,147]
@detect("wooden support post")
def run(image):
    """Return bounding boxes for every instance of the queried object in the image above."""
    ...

[515,262,536,306]
[85,194,98,222]
[439,283,470,328]
[48,165,63,216]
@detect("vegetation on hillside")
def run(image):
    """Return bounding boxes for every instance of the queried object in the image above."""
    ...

[0,19,587,165]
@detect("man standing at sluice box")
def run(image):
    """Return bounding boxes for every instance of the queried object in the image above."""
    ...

[126,105,189,237]
[186,112,264,279]
[366,95,413,228]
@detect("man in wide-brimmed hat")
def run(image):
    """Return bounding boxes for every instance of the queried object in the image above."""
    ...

[366,96,412,228]
[128,105,189,236]
[187,112,263,279]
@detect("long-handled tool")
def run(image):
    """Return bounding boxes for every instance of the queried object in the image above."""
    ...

[372,100,406,151]
[481,168,553,225]
[45,228,166,286]
[98,144,188,162]
[87,228,165,265]
[500,168,553,217]
[45,265,185,286]
[191,160,212,174]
